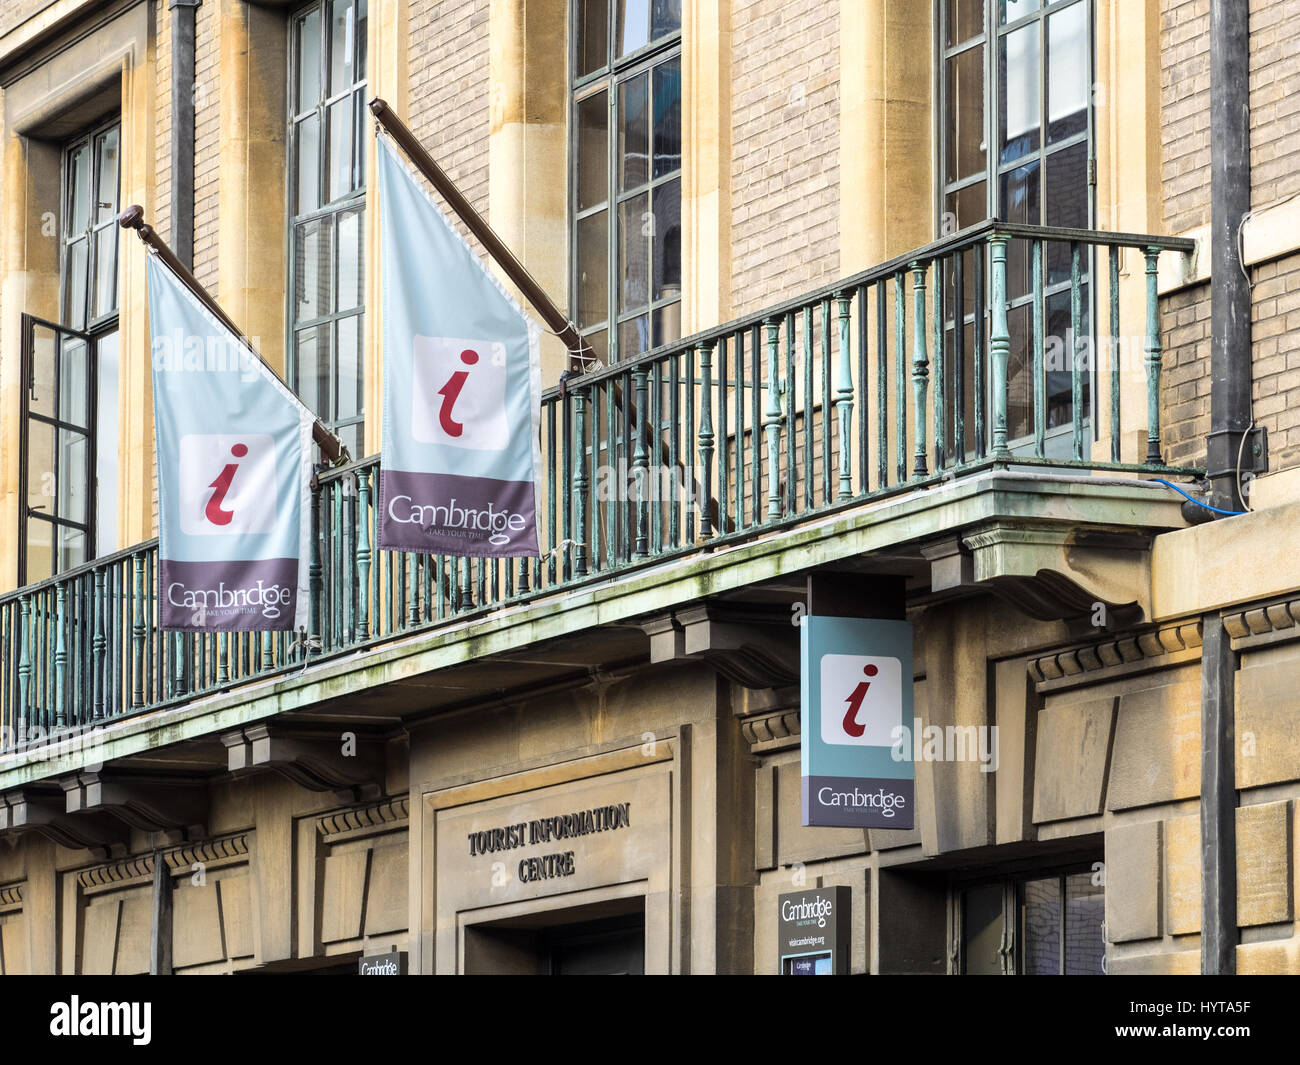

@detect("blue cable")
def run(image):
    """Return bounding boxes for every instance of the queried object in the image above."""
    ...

[1146,478,1246,516]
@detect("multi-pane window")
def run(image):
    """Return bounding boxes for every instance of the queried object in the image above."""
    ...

[957,866,1105,974]
[19,119,121,583]
[288,0,367,457]
[572,0,682,364]
[939,0,1093,452]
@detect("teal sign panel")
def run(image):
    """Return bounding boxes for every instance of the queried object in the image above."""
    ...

[800,616,914,829]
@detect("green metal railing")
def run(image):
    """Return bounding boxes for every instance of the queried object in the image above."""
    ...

[0,222,1196,754]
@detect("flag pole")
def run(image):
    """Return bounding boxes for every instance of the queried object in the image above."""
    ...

[117,205,348,466]
[368,97,594,376]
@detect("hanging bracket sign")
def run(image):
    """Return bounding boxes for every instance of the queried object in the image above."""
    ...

[801,615,914,829]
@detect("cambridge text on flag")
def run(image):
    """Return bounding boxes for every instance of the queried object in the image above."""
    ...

[147,255,314,632]
[376,135,542,557]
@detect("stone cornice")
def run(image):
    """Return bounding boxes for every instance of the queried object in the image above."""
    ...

[1223,597,1300,650]
[0,883,22,909]
[1030,620,1203,693]
[161,833,250,873]
[77,855,154,890]
[77,833,250,892]
[317,797,410,844]
[740,708,800,754]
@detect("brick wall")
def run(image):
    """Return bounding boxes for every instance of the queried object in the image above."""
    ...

[192,0,221,296]
[1251,251,1300,471]
[730,0,839,318]
[1159,284,1211,470]
[1160,0,1211,235]
[1249,0,1300,209]
[408,0,491,254]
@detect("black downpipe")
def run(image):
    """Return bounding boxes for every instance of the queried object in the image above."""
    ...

[169,0,201,271]
[1199,0,1249,976]
[1206,0,1252,512]
[1200,614,1237,974]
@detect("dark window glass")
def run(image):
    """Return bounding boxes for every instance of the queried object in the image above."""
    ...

[945,47,986,184]
[577,92,609,211]
[962,884,1005,975]
[1045,283,1090,428]
[578,0,609,77]
[651,0,681,40]
[1000,158,1040,225]
[1064,872,1105,975]
[1046,141,1090,283]
[946,0,984,46]
[944,180,987,231]
[577,211,609,327]
[652,59,681,178]
[1020,877,1061,975]
[619,73,650,192]
[618,192,650,313]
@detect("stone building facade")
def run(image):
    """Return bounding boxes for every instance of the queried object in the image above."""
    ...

[0,0,1297,975]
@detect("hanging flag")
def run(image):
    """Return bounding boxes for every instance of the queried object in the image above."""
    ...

[376,135,542,557]
[146,254,315,632]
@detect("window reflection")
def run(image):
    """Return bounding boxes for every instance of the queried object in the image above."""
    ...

[289,0,367,450]
[574,2,681,361]
[940,0,1093,459]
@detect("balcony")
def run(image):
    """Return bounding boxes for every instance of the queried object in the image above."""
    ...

[0,222,1196,764]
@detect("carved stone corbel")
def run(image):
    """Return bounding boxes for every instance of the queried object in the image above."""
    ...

[926,524,1151,631]
[60,771,208,840]
[641,601,799,689]
[0,787,125,857]
[221,724,383,803]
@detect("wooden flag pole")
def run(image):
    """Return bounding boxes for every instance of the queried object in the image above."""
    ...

[118,205,348,466]
[368,97,594,376]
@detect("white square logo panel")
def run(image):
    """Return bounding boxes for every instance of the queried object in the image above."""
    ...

[819,653,902,747]
[410,335,508,450]
[178,433,277,536]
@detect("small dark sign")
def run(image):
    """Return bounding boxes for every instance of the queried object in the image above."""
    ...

[778,886,850,975]
[358,950,408,976]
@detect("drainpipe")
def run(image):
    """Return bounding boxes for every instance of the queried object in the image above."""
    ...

[1199,0,1248,975]
[1205,0,1252,513]
[169,0,201,270]
[149,849,174,974]
[1200,614,1237,974]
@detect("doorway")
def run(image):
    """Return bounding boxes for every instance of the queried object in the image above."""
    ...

[463,897,645,975]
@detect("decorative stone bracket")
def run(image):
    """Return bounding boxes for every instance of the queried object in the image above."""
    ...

[640,601,799,689]
[221,724,384,804]
[60,771,208,841]
[923,524,1153,631]
[0,787,126,857]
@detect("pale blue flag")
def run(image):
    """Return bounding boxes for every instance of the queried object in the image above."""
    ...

[147,254,315,632]
[376,135,542,556]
